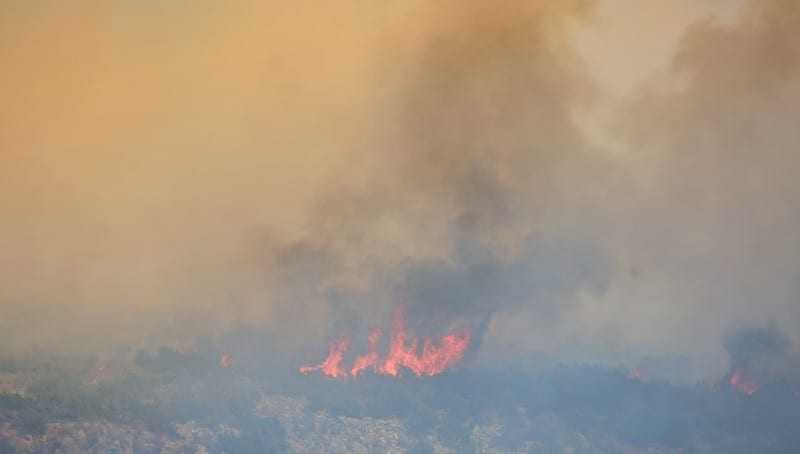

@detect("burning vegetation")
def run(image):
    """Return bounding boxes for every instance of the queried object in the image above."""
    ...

[2,0,799,451]
[2,329,800,453]
[300,309,471,379]
[728,369,759,396]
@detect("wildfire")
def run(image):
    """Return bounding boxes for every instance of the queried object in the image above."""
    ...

[729,369,759,395]
[350,329,383,377]
[300,337,351,378]
[300,310,471,379]
[220,353,234,368]
[626,368,644,382]
[87,364,112,385]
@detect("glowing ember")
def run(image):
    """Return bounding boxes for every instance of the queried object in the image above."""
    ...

[626,368,644,382]
[300,309,471,379]
[87,364,111,385]
[220,353,234,368]
[729,369,759,395]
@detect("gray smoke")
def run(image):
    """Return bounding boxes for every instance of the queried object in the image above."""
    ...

[725,326,800,386]
[0,0,798,383]
[274,0,800,379]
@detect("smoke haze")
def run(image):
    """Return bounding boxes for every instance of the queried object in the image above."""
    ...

[2,0,799,385]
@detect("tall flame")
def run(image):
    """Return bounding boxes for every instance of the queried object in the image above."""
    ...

[300,309,471,379]
[351,329,382,377]
[379,310,471,377]
[300,337,350,378]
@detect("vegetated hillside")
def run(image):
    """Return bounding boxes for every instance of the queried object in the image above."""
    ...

[0,336,798,453]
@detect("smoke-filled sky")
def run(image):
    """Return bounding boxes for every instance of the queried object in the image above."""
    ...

[2,0,798,381]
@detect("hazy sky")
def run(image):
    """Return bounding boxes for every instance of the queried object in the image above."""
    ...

[1,0,797,379]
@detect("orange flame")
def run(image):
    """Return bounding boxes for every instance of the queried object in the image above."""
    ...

[220,353,234,368]
[729,369,759,395]
[379,311,471,377]
[351,329,383,377]
[300,337,351,378]
[300,309,471,379]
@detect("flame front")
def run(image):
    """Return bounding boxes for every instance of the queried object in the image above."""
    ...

[351,329,382,377]
[379,311,471,377]
[300,310,471,379]
[300,337,351,378]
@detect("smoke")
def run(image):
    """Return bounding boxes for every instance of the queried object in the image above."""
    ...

[1,0,799,384]
[278,0,800,377]
[608,0,800,360]
[261,0,615,357]
[724,326,800,389]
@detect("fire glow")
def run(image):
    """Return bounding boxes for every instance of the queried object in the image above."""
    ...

[729,369,759,396]
[300,310,471,379]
